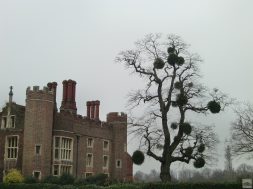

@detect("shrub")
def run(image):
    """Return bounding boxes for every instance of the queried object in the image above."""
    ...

[24,175,37,183]
[59,173,75,185]
[132,150,145,165]
[75,173,109,186]
[3,169,24,184]
[43,175,60,184]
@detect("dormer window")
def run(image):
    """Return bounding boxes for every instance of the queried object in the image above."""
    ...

[11,115,15,128]
[1,116,7,129]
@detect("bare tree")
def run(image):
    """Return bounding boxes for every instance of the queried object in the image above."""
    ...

[231,103,253,158]
[116,34,231,182]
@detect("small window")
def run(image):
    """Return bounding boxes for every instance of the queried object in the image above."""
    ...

[87,138,94,148]
[33,171,41,180]
[116,159,122,168]
[35,145,41,155]
[86,153,93,167]
[124,143,127,152]
[103,140,109,151]
[11,116,15,128]
[103,155,109,168]
[85,172,93,178]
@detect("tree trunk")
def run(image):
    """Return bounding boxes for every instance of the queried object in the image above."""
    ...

[160,161,172,182]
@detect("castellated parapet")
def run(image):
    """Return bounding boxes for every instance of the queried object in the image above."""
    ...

[107,112,127,123]
[0,80,132,181]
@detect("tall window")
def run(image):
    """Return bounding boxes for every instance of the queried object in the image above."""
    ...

[87,138,94,148]
[86,153,93,167]
[53,165,59,176]
[103,140,109,151]
[54,136,73,161]
[103,155,109,169]
[6,136,18,159]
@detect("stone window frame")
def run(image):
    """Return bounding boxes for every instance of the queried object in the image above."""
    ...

[86,153,93,168]
[53,164,60,176]
[33,170,41,180]
[5,135,19,160]
[35,144,41,155]
[53,136,73,161]
[1,116,7,129]
[103,140,109,151]
[116,159,122,168]
[60,165,72,175]
[85,172,93,178]
[52,164,73,176]
[87,137,94,148]
[10,115,16,128]
[103,155,109,169]
[1,115,16,129]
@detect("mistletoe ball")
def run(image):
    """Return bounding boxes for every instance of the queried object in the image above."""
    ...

[153,58,165,69]
[167,53,178,66]
[171,101,178,107]
[176,94,188,106]
[182,122,192,135]
[174,81,183,89]
[185,147,193,156]
[167,47,175,54]
[132,150,145,165]
[171,122,178,130]
[198,144,205,153]
[193,157,205,168]
[176,56,185,66]
[207,100,221,113]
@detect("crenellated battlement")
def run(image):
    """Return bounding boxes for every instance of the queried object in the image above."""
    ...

[107,112,127,123]
[26,86,55,102]
[26,86,54,94]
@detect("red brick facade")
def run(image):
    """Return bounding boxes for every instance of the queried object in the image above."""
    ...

[0,80,133,181]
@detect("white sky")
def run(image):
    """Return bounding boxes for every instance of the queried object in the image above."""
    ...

[0,0,253,174]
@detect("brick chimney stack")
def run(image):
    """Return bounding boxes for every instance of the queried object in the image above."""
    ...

[86,100,100,120]
[60,79,77,114]
[47,82,57,111]
[94,100,100,120]
[86,101,91,118]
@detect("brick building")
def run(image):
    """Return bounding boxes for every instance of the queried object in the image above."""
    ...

[0,79,133,181]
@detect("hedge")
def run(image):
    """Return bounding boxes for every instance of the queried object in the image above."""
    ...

[0,182,242,189]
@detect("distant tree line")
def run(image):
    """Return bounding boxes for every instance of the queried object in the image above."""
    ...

[134,163,253,183]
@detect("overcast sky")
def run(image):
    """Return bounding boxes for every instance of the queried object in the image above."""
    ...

[0,0,253,174]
